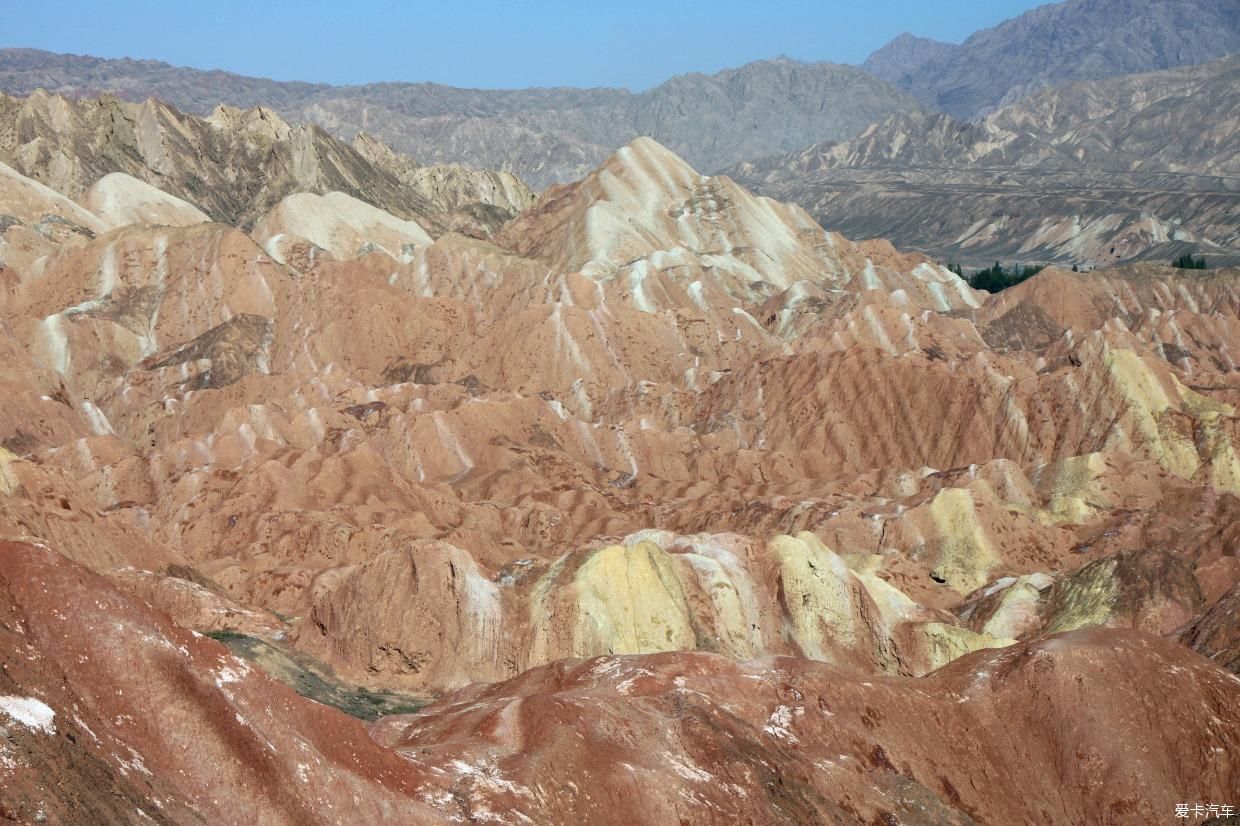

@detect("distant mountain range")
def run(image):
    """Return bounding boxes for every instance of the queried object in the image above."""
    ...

[731,53,1240,268]
[0,50,923,188]
[862,0,1240,118]
[1,0,1238,267]
[2,0,1235,191]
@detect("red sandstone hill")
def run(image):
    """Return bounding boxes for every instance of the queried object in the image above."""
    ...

[1,116,1238,822]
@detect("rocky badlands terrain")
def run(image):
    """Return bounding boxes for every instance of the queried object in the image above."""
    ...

[0,51,924,190]
[3,0,1237,190]
[0,82,1238,823]
[732,53,1240,269]
[7,0,1240,273]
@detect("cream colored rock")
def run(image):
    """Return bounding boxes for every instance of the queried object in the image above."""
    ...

[205,103,293,142]
[926,487,1002,593]
[531,539,696,663]
[1042,549,1203,636]
[1036,452,1116,523]
[973,574,1054,639]
[0,446,20,495]
[896,622,1015,674]
[0,161,105,274]
[497,136,982,314]
[666,535,765,660]
[252,191,432,267]
[770,532,873,659]
[289,527,1008,692]
[82,172,211,229]
[351,132,536,218]
[0,161,105,232]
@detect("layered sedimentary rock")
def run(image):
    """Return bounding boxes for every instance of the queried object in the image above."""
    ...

[0,51,927,189]
[81,172,210,230]
[1179,584,1240,674]
[733,54,1240,268]
[861,0,1240,118]
[3,539,1238,825]
[294,530,1011,692]
[5,0,1237,189]
[251,190,433,266]
[375,628,1240,826]
[0,91,534,233]
[1,130,1238,822]
[0,159,104,273]
[0,540,446,824]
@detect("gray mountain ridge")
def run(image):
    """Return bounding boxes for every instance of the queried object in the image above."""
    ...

[729,53,1240,269]
[0,49,924,189]
[5,0,1238,186]
[861,0,1240,119]
[4,0,1238,268]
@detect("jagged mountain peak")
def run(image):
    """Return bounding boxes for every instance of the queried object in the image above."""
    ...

[602,136,700,187]
[493,136,977,318]
[206,102,293,140]
[0,89,535,236]
[861,32,959,87]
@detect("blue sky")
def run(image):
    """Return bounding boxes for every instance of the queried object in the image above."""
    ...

[4,0,1046,90]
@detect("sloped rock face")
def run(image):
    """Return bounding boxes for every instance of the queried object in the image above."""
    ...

[1178,584,1240,674]
[1040,548,1204,635]
[3,539,1237,825]
[293,530,1007,692]
[108,565,284,635]
[0,159,103,273]
[373,630,1240,826]
[734,54,1240,268]
[1,132,1239,821]
[81,172,210,229]
[0,52,926,189]
[861,0,1240,119]
[0,540,447,825]
[251,190,433,265]
[0,91,534,232]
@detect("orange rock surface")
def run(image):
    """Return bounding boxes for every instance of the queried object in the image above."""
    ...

[1,129,1238,823]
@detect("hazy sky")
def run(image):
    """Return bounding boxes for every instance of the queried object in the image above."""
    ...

[4,0,1047,90]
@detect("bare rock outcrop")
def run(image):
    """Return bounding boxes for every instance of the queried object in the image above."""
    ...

[0,130,1238,821]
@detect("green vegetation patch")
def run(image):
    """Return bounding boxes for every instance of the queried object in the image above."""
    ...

[949,261,1046,293]
[209,632,431,720]
[1173,253,1209,270]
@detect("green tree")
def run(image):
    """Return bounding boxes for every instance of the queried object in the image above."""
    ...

[1173,253,1208,270]
[966,261,1047,293]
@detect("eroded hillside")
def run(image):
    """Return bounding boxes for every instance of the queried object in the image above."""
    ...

[0,119,1237,823]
